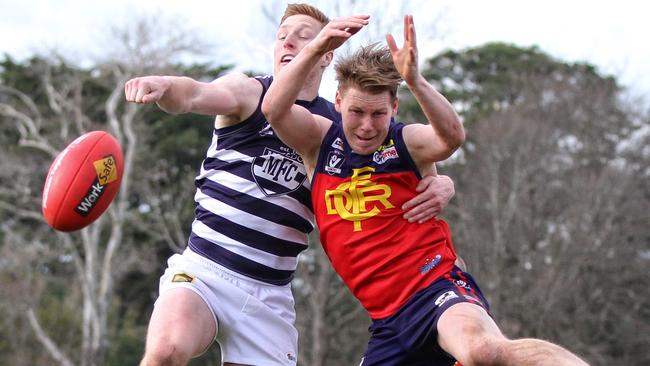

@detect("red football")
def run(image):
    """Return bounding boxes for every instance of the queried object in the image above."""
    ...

[42,131,124,231]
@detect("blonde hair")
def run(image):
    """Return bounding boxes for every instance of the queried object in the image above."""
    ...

[335,43,402,99]
[281,3,329,26]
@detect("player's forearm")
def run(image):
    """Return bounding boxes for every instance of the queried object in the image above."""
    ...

[263,45,324,123]
[408,75,465,151]
[155,76,198,114]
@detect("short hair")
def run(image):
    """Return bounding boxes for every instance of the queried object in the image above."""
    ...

[281,3,329,26]
[335,43,402,99]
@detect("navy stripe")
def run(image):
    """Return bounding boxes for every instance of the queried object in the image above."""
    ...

[202,157,253,178]
[189,233,294,285]
[197,178,313,233]
[196,205,307,256]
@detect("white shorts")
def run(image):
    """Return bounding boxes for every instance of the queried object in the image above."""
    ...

[158,248,298,366]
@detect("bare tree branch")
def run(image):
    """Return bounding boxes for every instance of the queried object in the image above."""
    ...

[26,308,74,366]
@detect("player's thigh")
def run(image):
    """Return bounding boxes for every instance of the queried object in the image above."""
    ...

[146,287,217,356]
[436,302,505,360]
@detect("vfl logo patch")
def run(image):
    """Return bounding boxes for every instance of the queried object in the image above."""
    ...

[455,279,471,289]
[252,148,307,196]
[171,272,195,283]
[325,166,393,231]
[74,155,117,217]
[325,150,344,175]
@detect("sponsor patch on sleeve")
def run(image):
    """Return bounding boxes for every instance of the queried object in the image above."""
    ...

[171,272,196,283]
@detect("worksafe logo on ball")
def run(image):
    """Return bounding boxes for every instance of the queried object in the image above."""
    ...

[252,148,307,197]
[74,155,118,217]
[94,156,119,185]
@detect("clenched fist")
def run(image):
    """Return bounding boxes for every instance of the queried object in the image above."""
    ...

[124,76,171,104]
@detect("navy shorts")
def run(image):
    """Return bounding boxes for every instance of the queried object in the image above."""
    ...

[359,267,490,366]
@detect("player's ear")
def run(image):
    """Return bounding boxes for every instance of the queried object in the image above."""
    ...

[391,97,399,116]
[321,51,334,68]
[334,89,342,112]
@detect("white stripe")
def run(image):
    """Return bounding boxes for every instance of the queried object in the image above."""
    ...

[191,220,298,271]
[210,147,251,162]
[196,150,251,180]
[194,189,309,245]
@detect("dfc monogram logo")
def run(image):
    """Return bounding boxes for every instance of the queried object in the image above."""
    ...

[325,167,393,231]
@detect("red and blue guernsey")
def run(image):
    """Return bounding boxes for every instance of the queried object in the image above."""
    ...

[312,121,458,319]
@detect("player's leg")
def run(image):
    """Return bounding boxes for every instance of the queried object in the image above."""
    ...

[437,302,589,366]
[437,301,508,365]
[140,287,217,366]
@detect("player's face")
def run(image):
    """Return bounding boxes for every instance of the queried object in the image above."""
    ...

[274,15,324,76]
[335,87,398,155]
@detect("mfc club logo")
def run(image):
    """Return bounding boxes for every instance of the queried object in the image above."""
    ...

[252,148,307,196]
[325,166,393,231]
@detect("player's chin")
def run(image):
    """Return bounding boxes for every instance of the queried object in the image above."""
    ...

[351,138,379,154]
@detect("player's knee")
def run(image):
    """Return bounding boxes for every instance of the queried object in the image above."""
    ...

[464,338,508,366]
[141,342,191,366]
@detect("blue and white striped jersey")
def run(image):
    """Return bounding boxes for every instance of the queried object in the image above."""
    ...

[188,75,340,285]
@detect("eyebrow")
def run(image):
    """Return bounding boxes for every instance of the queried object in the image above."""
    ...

[278,22,314,32]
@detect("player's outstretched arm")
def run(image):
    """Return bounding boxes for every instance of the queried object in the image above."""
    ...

[124,73,260,120]
[387,15,464,164]
[262,15,369,156]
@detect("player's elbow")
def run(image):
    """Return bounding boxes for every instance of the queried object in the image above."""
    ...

[443,120,465,153]
[261,98,284,126]
[450,124,466,151]
[435,126,465,161]
[261,98,272,120]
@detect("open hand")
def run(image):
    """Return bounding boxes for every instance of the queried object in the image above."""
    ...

[385,15,419,85]
[311,15,370,54]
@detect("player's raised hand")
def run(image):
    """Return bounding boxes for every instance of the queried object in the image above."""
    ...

[310,15,370,54]
[124,76,171,104]
[386,15,419,85]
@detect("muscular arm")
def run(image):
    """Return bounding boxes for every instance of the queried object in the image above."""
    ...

[262,16,369,164]
[124,73,261,126]
[387,16,464,167]
[261,43,328,161]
